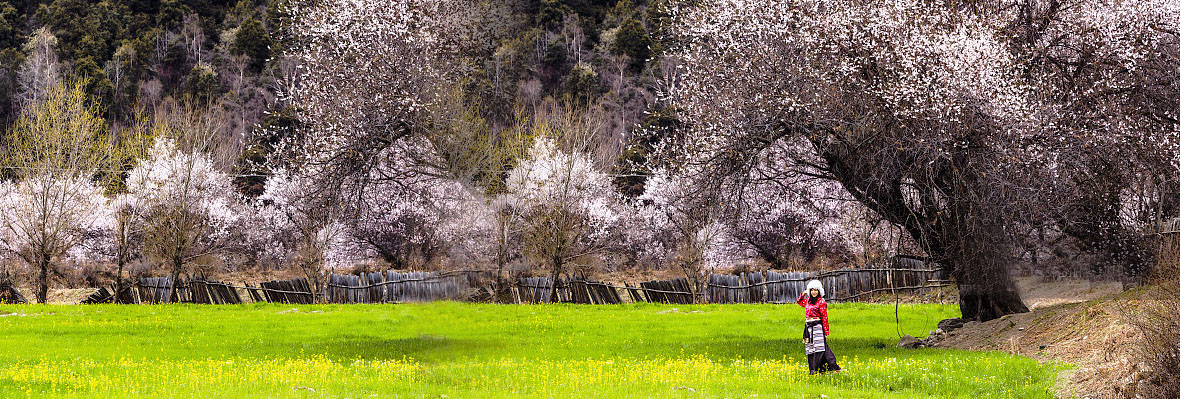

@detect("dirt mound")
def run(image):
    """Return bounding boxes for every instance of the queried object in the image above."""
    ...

[1016,277,1124,310]
[11,287,94,304]
[926,284,1153,399]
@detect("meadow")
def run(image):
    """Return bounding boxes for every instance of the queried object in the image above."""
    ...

[0,302,1061,398]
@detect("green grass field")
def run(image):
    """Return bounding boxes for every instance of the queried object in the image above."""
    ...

[0,302,1061,398]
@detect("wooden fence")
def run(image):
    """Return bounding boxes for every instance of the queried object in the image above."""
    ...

[639,278,697,304]
[81,283,135,304]
[511,276,692,305]
[706,267,950,304]
[325,271,487,303]
[516,277,564,303]
[513,260,947,305]
[257,278,315,304]
[569,278,624,304]
[81,277,317,304]
[514,277,626,304]
[77,261,949,305]
[137,277,186,304]
[81,272,492,305]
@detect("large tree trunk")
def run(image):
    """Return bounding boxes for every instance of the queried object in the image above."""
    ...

[940,203,1031,322]
[950,258,1029,321]
[817,137,1030,322]
[958,284,1028,322]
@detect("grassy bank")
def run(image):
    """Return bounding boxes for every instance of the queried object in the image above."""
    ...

[0,302,1060,398]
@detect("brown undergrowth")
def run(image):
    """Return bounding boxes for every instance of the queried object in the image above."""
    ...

[926,284,1171,399]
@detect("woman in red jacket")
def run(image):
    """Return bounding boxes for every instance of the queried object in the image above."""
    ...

[797,279,841,374]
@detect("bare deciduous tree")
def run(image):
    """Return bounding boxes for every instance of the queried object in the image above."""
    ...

[505,105,620,302]
[0,79,109,303]
[130,102,241,301]
[17,28,62,105]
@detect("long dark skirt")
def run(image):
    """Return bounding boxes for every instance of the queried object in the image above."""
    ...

[804,321,840,374]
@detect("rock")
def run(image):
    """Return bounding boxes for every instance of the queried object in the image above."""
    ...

[937,318,966,333]
[899,335,926,349]
[935,328,945,335]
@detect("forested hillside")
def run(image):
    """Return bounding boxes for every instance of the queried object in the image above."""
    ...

[0,0,671,192]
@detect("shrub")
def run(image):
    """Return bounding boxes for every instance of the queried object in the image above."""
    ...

[1127,235,1180,398]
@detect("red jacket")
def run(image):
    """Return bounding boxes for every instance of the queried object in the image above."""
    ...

[796,292,829,335]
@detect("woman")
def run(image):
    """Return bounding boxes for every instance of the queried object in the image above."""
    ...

[797,279,841,374]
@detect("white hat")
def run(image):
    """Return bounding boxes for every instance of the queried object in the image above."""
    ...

[806,280,825,297]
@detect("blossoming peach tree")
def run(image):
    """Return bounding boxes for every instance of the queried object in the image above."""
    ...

[665,0,1180,320]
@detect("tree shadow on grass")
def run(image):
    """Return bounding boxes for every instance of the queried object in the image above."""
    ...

[288,334,488,361]
[666,335,933,361]
[282,333,946,363]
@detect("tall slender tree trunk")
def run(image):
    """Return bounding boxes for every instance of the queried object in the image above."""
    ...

[169,257,183,303]
[115,255,126,304]
[37,256,49,304]
[547,256,563,303]
[495,242,510,303]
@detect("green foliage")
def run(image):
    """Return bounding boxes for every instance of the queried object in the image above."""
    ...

[561,0,613,37]
[489,34,534,99]
[181,63,219,105]
[475,108,537,196]
[603,0,637,28]
[541,40,567,73]
[235,104,301,196]
[155,0,191,29]
[0,302,1062,398]
[612,17,650,73]
[264,0,294,54]
[563,62,599,104]
[233,17,270,71]
[0,2,21,50]
[644,0,674,53]
[0,46,23,124]
[2,78,108,180]
[35,0,121,62]
[537,0,571,29]
[612,107,679,197]
[74,57,113,114]
[223,0,257,28]
[102,108,155,194]
[114,0,159,16]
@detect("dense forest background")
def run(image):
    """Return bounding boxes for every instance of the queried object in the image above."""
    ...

[0,0,671,197]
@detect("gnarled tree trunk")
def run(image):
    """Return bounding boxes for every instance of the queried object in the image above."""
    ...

[946,254,1029,322]
[820,140,1029,322]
